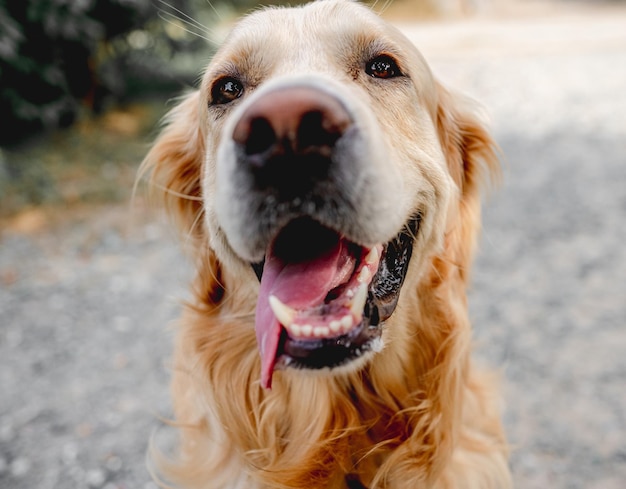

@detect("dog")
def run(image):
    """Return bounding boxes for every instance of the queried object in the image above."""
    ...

[142,1,511,487]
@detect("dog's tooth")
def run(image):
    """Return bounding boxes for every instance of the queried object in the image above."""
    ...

[288,323,302,337]
[329,320,342,333]
[350,283,368,318]
[340,315,353,332]
[313,326,330,338]
[365,247,379,265]
[301,324,313,337]
[357,266,371,284]
[269,295,297,326]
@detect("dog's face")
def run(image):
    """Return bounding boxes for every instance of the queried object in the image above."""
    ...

[146,0,496,389]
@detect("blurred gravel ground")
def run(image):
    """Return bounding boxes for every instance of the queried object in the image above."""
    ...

[1,3,625,489]
[0,205,187,489]
[401,6,626,488]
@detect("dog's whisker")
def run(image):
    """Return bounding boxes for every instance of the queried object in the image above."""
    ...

[157,11,219,45]
[369,0,381,13]
[156,0,222,46]
[378,0,394,15]
[157,0,217,33]
[203,0,224,22]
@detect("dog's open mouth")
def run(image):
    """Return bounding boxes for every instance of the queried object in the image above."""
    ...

[253,216,420,388]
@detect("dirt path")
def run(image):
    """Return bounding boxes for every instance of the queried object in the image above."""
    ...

[2,3,625,488]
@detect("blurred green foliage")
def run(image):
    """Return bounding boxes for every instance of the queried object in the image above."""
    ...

[0,101,167,216]
[0,0,209,146]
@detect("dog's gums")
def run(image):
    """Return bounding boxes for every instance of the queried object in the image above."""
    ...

[253,215,420,388]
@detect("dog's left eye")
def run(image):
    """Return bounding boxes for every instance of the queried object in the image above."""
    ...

[211,77,244,105]
[366,55,402,79]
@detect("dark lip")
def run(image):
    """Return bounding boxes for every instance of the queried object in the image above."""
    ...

[251,213,421,370]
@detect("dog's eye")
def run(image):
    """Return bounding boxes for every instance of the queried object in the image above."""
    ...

[366,55,401,79]
[211,77,244,105]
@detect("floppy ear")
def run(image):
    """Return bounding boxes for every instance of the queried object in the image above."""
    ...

[140,90,206,243]
[436,84,500,274]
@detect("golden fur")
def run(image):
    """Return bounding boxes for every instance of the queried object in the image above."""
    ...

[141,1,511,487]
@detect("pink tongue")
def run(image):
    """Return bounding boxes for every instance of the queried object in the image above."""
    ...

[255,239,349,389]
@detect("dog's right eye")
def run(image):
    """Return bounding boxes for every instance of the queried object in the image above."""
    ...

[211,77,244,105]
[366,54,402,79]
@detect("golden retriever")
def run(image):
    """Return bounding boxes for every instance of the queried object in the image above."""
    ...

[142,1,511,487]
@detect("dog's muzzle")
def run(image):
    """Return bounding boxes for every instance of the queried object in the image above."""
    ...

[217,84,419,388]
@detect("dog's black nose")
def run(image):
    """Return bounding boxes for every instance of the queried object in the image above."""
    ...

[232,87,352,199]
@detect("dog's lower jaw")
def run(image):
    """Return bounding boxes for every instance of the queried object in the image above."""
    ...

[278,338,383,383]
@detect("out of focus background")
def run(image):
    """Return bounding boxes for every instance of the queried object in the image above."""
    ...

[1,1,625,488]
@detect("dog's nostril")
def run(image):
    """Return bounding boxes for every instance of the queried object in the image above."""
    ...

[297,110,341,153]
[245,117,277,158]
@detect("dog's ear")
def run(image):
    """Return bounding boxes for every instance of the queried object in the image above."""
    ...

[140,90,206,242]
[436,83,499,200]
[436,84,500,271]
